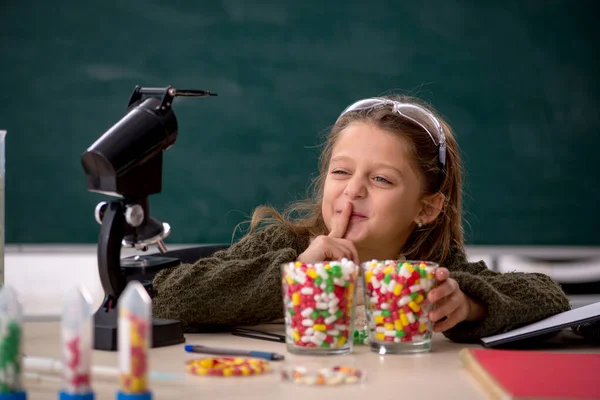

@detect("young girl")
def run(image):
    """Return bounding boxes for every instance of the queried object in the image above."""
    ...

[151,95,570,343]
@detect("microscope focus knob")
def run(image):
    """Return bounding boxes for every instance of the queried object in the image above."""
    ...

[125,204,145,227]
[95,202,108,225]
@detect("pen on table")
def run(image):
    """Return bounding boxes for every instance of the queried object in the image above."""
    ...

[184,344,285,361]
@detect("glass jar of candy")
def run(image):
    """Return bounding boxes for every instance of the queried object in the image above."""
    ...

[281,260,359,355]
[362,260,438,354]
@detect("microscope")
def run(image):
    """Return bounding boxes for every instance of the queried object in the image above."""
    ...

[81,86,216,350]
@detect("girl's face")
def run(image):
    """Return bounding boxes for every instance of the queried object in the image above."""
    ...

[322,122,425,260]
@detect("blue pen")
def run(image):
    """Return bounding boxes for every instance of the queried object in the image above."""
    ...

[184,344,285,361]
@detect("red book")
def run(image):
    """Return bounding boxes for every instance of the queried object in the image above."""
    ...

[460,348,600,399]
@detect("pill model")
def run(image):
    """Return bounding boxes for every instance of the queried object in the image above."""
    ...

[117,281,152,400]
[0,286,26,400]
[59,286,95,400]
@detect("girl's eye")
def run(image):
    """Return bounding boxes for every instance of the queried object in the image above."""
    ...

[331,170,348,175]
[374,176,392,184]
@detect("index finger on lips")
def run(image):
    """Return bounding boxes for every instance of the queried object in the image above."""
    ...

[328,201,352,238]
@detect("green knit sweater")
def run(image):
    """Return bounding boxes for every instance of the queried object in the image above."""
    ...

[151,224,571,343]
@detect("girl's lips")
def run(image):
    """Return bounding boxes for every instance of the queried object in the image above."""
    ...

[335,208,367,218]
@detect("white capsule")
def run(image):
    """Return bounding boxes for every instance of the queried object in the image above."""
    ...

[334,324,347,331]
[380,303,390,310]
[302,319,314,327]
[300,287,314,295]
[327,375,344,386]
[371,277,380,289]
[399,265,410,278]
[375,326,386,333]
[314,331,327,340]
[384,330,396,337]
[326,329,340,336]
[409,284,422,293]
[294,366,308,374]
[325,315,338,325]
[398,296,411,307]
[421,280,432,291]
[388,279,397,293]
[301,308,314,318]
[407,312,416,324]
[316,302,328,309]
[305,327,314,335]
[296,272,307,284]
[310,336,324,346]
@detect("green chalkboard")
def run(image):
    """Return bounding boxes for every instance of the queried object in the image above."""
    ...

[1,1,598,245]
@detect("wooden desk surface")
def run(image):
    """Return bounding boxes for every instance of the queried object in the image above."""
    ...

[21,322,597,399]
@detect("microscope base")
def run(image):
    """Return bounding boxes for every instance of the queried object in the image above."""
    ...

[94,307,185,351]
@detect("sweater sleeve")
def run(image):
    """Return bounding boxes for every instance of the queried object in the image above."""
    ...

[151,224,305,330]
[441,249,571,343]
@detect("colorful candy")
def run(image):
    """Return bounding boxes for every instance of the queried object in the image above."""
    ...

[282,366,365,386]
[282,259,358,353]
[186,358,270,377]
[363,260,437,346]
[118,281,152,399]
[60,286,95,399]
[353,329,369,345]
[0,286,26,399]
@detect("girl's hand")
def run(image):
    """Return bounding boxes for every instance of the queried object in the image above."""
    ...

[297,202,359,265]
[427,267,487,332]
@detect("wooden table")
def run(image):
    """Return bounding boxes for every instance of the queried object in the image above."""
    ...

[21,322,595,399]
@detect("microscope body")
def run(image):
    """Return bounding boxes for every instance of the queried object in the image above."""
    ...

[81,86,216,350]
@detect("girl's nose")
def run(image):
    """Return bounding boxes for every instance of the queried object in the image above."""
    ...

[344,176,367,199]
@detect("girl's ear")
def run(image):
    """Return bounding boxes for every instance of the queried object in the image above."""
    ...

[415,192,445,225]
